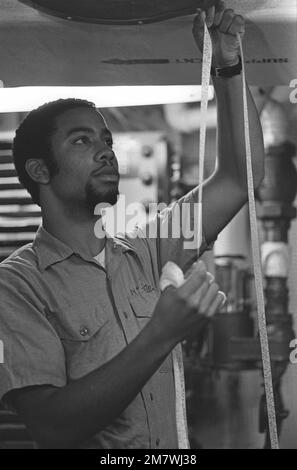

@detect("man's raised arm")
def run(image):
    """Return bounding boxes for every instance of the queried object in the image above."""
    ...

[192,2,265,244]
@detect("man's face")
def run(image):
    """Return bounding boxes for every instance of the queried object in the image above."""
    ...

[48,106,120,212]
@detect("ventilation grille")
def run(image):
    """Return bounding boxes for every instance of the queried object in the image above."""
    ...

[0,142,41,262]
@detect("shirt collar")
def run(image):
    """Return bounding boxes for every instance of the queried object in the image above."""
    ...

[33,226,74,272]
[33,226,137,272]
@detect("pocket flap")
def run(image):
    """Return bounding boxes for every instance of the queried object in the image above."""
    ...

[45,304,108,342]
[128,291,159,318]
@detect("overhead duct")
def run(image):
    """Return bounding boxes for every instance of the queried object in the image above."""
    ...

[19,0,218,25]
[0,0,295,87]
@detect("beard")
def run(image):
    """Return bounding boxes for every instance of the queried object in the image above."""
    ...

[85,178,119,211]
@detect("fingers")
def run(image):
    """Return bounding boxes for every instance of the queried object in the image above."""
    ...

[188,278,226,317]
[188,277,211,307]
[217,9,245,37]
[228,14,245,37]
[213,1,225,27]
[196,1,224,29]
[206,272,215,284]
[178,260,207,298]
[192,8,206,36]
[205,291,227,317]
[185,269,215,303]
[205,6,215,28]
[177,260,226,318]
[185,262,213,281]
[198,282,226,317]
[199,282,220,313]
[195,2,245,37]
[219,8,234,33]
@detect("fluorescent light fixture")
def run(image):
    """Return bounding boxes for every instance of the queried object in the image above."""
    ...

[0,86,214,113]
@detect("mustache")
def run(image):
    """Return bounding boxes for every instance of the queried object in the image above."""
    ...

[92,164,120,177]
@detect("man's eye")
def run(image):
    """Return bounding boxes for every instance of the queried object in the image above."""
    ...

[73,136,90,145]
[106,138,113,148]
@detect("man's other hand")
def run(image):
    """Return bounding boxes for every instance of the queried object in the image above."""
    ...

[151,260,226,347]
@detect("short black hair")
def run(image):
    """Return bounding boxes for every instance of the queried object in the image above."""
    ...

[12,98,96,206]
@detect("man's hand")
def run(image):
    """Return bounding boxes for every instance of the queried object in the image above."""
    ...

[192,0,245,68]
[151,261,225,348]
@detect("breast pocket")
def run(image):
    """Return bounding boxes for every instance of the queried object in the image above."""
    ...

[45,302,111,379]
[45,302,109,343]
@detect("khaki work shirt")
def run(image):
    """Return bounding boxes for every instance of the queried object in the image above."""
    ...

[0,190,211,448]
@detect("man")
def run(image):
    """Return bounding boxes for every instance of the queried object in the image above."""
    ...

[0,3,264,449]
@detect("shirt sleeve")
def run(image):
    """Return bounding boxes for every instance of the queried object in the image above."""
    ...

[0,265,67,402]
[126,189,216,278]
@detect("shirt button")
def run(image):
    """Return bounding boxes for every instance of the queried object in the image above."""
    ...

[80,327,89,337]
[156,438,160,447]
[123,312,128,319]
[150,393,154,401]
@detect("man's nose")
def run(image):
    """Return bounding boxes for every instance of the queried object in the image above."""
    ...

[94,147,115,164]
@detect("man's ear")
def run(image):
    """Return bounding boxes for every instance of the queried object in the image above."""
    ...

[25,159,50,185]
